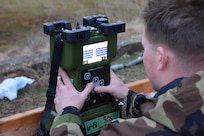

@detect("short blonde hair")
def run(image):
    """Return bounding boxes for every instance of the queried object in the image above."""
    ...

[140,0,204,63]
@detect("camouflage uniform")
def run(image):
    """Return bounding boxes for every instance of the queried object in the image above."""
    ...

[50,70,204,136]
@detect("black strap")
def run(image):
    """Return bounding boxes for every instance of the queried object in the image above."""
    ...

[37,36,63,136]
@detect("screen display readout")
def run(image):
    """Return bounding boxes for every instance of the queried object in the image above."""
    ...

[83,41,108,64]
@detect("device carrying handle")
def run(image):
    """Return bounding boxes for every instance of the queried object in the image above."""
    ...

[37,36,63,136]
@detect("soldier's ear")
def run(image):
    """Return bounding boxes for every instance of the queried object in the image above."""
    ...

[156,46,168,70]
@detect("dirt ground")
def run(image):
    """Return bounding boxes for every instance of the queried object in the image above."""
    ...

[0,0,146,118]
[0,42,146,118]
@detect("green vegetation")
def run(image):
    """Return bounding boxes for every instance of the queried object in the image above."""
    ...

[0,0,143,47]
[112,51,146,83]
[0,0,145,117]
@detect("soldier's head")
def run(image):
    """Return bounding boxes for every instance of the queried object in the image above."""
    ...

[140,0,204,90]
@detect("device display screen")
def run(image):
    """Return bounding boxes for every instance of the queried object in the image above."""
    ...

[83,41,108,64]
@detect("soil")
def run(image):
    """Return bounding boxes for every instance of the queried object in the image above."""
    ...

[0,0,146,118]
[0,61,49,117]
[0,40,146,118]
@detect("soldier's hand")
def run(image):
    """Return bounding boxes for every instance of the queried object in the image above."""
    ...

[94,70,129,102]
[54,67,94,113]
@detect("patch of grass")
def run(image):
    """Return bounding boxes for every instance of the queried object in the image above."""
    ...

[0,0,146,117]
[0,0,142,21]
[0,0,144,47]
[112,51,146,83]
[0,43,13,52]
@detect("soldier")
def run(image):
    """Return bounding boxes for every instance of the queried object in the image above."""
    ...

[51,0,204,135]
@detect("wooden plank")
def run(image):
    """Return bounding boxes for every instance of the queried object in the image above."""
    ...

[0,79,154,136]
[126,78,155,94]
[0,107,44,136]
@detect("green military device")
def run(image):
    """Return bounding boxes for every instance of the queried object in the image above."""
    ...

[43,15,125,135]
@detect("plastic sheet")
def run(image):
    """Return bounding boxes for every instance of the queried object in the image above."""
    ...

[0,76,34,101]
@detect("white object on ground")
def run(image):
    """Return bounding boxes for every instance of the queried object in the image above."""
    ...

[0,76,34,101]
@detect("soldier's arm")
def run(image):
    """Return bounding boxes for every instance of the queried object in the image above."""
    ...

[99,72,204,135]
[98,90,176,135]
[50,106,85,136]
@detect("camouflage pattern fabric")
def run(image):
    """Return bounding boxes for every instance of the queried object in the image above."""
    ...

[50,112,84,136]
[50,70,204,136]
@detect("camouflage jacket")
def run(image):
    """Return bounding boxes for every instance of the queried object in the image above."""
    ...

[50,70,204,136]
